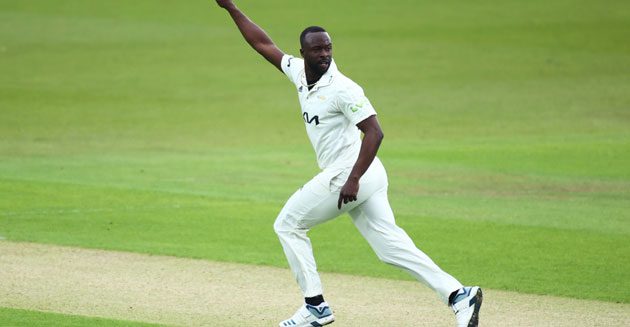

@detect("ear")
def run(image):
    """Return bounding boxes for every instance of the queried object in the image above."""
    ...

[299,48,304,58]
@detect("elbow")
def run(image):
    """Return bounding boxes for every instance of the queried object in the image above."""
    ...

[377,131,384,144]
[252,40,273,54]
[375,126,384,142]
[374,129,384,145]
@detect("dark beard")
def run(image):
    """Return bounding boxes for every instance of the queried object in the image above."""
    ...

[306,59,330,78]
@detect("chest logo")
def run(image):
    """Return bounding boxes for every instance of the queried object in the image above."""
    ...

[303,112,320,125]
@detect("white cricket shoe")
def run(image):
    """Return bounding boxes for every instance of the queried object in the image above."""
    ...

[279,302,335,327]
[451,286,483,327]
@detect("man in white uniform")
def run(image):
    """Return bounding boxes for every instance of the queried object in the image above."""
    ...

[215,1,483,326]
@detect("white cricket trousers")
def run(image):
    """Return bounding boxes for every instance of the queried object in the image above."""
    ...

[273,157,463,304]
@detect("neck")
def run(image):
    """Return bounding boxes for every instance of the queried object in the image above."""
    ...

[305,67,324,86]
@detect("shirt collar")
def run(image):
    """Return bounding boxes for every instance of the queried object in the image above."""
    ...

[301,59,337,92]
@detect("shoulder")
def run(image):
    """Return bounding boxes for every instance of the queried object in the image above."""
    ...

[333,72,366,100]
[281,55,304,84]
[281,54,304,69]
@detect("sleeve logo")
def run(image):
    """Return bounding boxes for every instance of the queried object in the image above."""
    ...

[350,100,366,113]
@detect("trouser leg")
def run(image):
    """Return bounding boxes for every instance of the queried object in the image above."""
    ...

[349,185,463,304]
[273,171,350,297]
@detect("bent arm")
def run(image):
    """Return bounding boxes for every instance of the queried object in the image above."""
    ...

[350,115,384,183]
[338,115,384,209]
[216,0,284,71]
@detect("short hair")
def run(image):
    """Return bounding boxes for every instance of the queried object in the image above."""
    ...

[300,26,327,48]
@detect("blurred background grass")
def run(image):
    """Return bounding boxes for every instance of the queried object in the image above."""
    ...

[0,307,163,327]
[1,0,629,303]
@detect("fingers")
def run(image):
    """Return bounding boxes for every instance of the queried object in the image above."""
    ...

[337,193,358,210]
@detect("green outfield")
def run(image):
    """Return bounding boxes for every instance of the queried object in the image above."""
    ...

[1,0,629,324]
[0,307,164,327]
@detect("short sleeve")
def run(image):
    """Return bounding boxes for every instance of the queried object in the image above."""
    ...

[281,54,303,85]
[336,84,377,126]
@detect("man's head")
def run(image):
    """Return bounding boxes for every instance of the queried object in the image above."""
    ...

[299,26,333,76]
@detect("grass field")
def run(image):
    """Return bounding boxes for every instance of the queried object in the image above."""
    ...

[0,307,163,327]
[1,0,629,324]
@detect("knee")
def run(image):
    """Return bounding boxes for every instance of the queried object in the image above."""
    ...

[273,212,295,236]
[369,236,405,265]
[273,215,285,235]
[375,250,397,265]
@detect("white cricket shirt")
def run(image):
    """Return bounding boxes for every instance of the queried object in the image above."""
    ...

[281,54,377,170]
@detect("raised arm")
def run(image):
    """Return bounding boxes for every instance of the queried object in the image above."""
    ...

[338,115,384,209]
[216,0,284,72]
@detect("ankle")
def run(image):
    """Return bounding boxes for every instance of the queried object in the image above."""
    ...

[305,294,325,306]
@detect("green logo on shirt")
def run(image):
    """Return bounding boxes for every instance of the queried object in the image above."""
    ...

[351,101,365,113]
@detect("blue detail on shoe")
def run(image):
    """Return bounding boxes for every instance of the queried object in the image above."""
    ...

[306,304,332,318]
[311,323,323,327]
[453,287,472,305]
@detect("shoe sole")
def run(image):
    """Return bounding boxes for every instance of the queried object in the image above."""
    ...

[279,314,335,327]
[314,314,335,326]
[467,288,483,327]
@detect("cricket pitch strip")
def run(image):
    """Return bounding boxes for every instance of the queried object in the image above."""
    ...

[1,241,628,326]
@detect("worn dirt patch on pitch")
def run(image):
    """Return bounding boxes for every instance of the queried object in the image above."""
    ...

[1,241,628,326]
